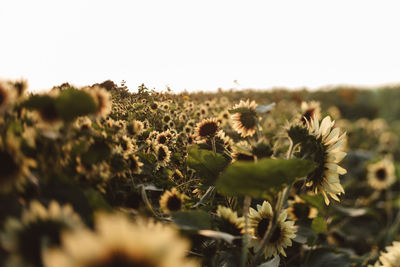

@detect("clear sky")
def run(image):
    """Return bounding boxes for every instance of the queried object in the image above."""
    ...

[1,0,400,92]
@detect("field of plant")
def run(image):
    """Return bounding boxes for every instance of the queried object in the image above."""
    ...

[1,80,400,267]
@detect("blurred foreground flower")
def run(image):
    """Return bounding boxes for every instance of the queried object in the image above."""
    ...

[43,213,198,267]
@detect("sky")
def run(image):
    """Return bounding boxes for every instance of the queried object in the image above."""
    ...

[1,0,400,92]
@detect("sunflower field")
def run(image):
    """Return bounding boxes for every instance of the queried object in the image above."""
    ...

[1,79,400,267]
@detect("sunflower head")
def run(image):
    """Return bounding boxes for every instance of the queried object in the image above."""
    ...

[216,206,244,237]
[303,116,347,205]
[43,213,199,267]
[126,120,144,136]
[248,201,296,258]
[300,101,321,125]
[154,144,171,169]
[230,99,258,138]
[0,138,33,193]
[90,87,112,118]
[149,101,159,112]
[1,200,83,267]
[287,196,318,221]
[195,118,219,139]
[129,154,143,175]
[367,157,396,191]
[159,188,186,214]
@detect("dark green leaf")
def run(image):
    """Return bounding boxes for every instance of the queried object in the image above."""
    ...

[172,210,211,230]
[216,158,316,198]
[187,146,230,185]
[301,249,350,267]
[55,88,97,121]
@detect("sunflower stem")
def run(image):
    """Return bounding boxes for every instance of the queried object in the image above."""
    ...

[241,195,252,267]
[211,136,217,154]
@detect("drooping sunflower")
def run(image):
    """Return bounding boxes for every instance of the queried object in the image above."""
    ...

[195,118,219,139]
[1,200,83,267]
[43,213,199,267]
[248,201,296,258]
[371,241,400,267]
[300,101,321,125]
[302,116,347,205]
[159,188,186,214]
[231,99,258,138]
[367,157,396,191]
[286,196,318,221]
[216,206,244,237]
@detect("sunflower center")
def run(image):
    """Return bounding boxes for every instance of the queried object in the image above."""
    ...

[256,218,271,238]
[0,149,19,180]
[163,116,171,123]
[166,195,182,212]
[19,219,66,266]
[158,135,167,144]
[301,109,315,124]
[376,168,387,181]
[39,103,60,122]
[239,111,257,129]
[150,103,158,110]
[270,225,282,243]
[198,122,218,137]
[292,203,310,220]
[219,218,242,236]
[157,147,167,161]
[87,251,157,267]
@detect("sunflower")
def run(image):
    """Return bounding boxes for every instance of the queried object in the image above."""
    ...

[43,213,198,267]
[154,144,171,169]
[371,241,400,267]
[248,201,296,258]
[302,116,347,205]
[300,101,321,125]
[195,118,219,139]
[90,87,112,118]
[74,117,92,131]
[367,157,396,191]
[126,120,144,136]
[231,99,258,138]
[286,196,318,221]
[183,125,193,135]
[1,200,83,267]
[0,138,34,192]
[159,188,186,214]
[0,81,16,113]
[231,141,254,162]
[129,154,143,174]
[216,206,244,237]
[149,101,159,112]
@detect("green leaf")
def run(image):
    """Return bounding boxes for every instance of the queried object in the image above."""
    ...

[55,88,97,121]
[228,107,250,114]
[293,225,316,245]
[84,189,112,211]
[187,146,230,185]
[301,249,350,267]
[216,158,316,198]
[300,194,325,212]
[312,217,327,234]
[172,210,211,230]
